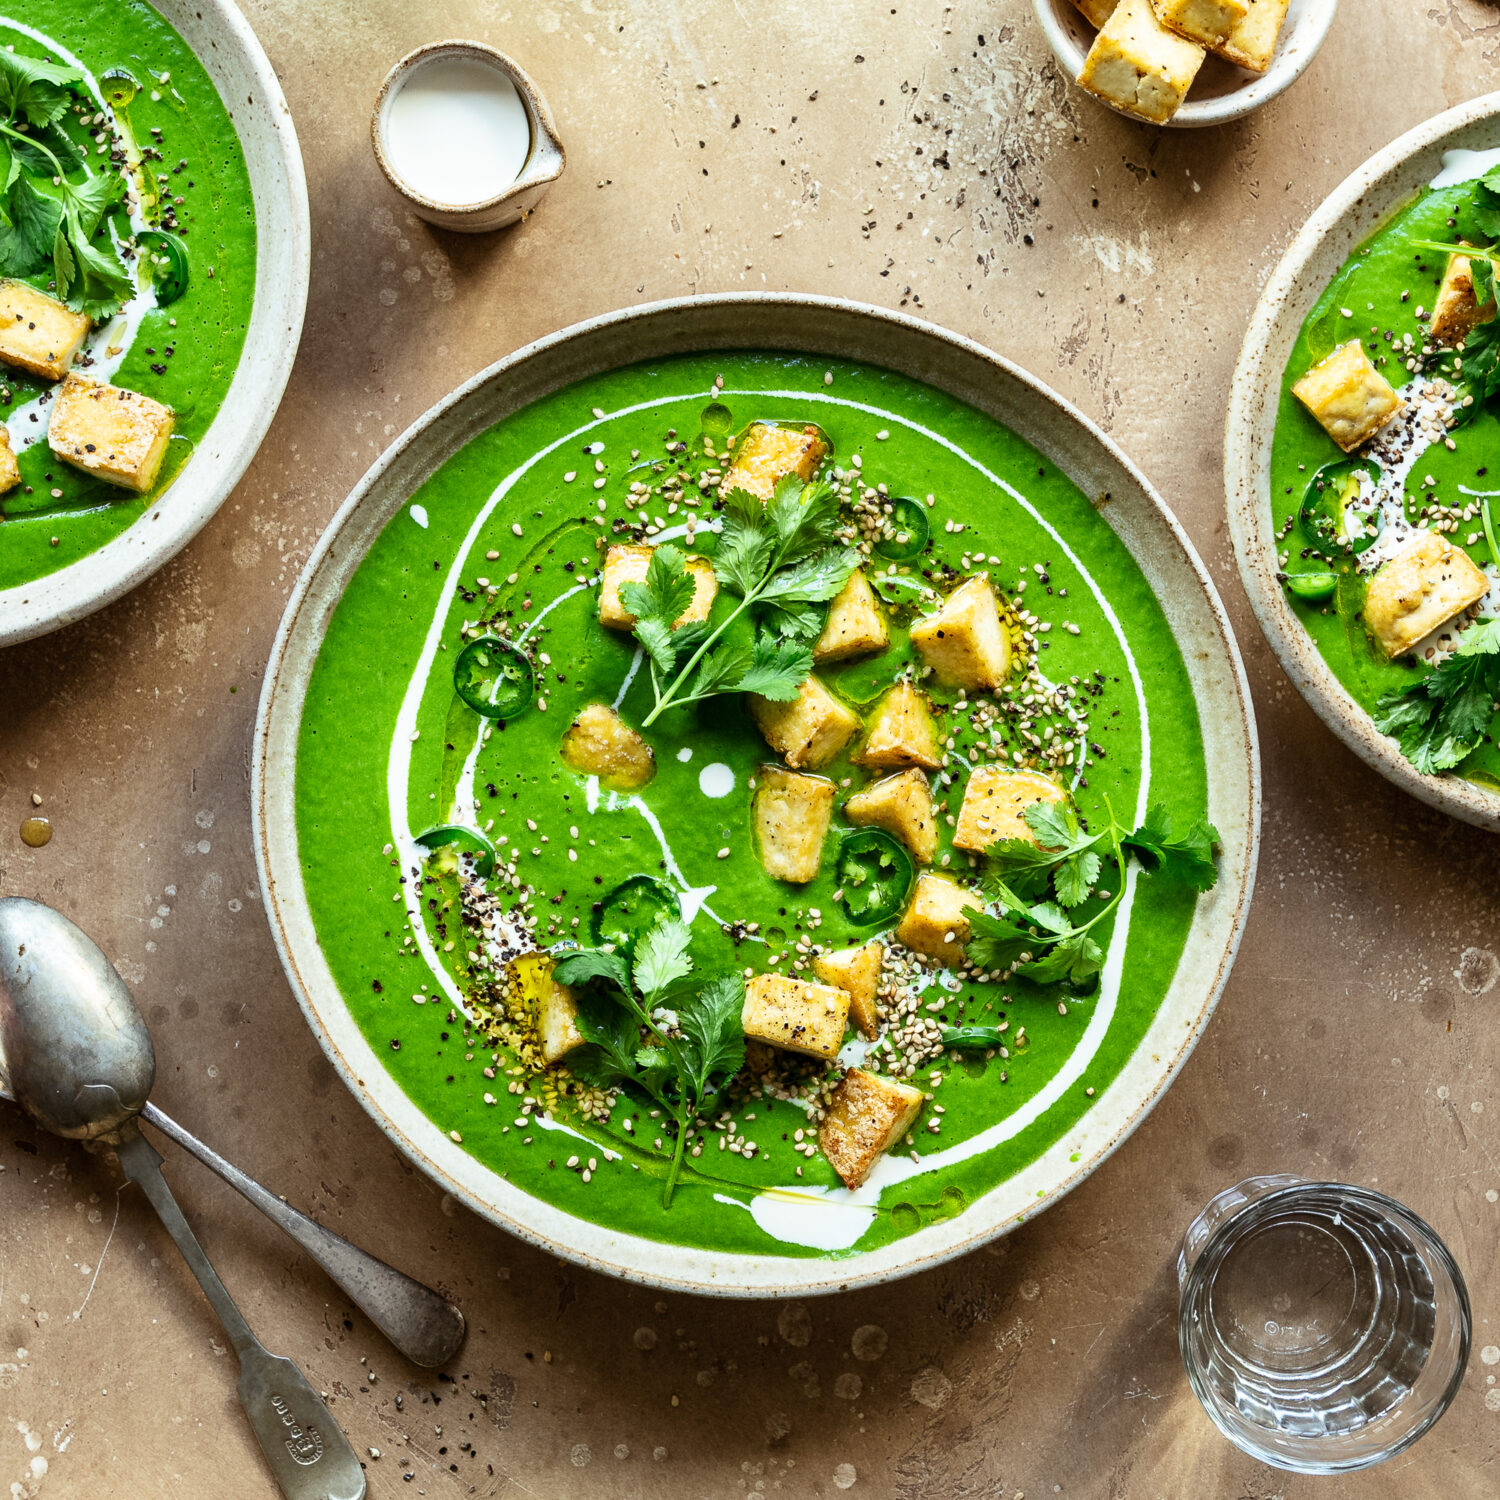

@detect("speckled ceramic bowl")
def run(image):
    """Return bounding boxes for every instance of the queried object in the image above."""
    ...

[255,295,1260,1297]
[0,0,310,650]
[1034,0,1338,129]
[1226,93,1500,832]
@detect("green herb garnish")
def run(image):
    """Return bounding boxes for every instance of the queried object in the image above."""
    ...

[0,49,133,319]
[1373,618,1500,775]
[552,916,745,1207]
[623,473,857,726]
[969,800,1221,991]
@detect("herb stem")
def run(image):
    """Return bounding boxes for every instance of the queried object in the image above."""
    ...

[641,591,755,726]
[662,1099,692,1207]
[1485,495,1500,575]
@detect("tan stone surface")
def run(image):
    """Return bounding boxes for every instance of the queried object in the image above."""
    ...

[3,0,1500,1494]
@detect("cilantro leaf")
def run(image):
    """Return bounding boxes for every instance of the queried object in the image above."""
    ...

[1474,254,1497,310]
[0,175,60,274]
[759,600,826,641]
[966,906,1041,972]
[1022,932,1105,990]
[1122,804,1222,891]
[633,917,693,1003]
[766,474,842,567]
[713,490,773,597]
[551,947,632,992]
[677,973,745,1099]
[1472,164,1500,239]
[986,800,1104,907]
[0,49,80,128]
[734,634,812,701]
[619,543,695,675]
[1053,846,1103,907]
[756,546,857,606]
[1374,619,1500,774]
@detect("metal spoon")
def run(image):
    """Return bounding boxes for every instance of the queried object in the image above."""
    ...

[0,898,465,1491]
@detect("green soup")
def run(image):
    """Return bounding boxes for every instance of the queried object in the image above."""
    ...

[0,0,256,591]
[295,353,1211,1259]
[1270,152,1500,784]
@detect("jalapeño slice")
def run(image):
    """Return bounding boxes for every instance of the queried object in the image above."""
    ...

[834,829,916,927]
[1299,457,1384,559]
[1281,571,1339,602]
[592,875,681,952]
[414,824,497,878]
[137,230,189,306]
[454,635,535,720]
[872,497,931,562]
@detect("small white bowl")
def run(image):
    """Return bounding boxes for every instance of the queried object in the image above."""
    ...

[1032,0,1339,128]
[372,41,565,234]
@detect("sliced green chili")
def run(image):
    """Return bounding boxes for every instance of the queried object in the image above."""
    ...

[834,829,915,927]
[939,1025,1006,1051]
[136,230,188,306]
[414,824,497,878]
[592,875,681,953]
[872,497,931,562]
[1299,457,1384,559]
[454,635,535,720]
[1282,571,1339,602]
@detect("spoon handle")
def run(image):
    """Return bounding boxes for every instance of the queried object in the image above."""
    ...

[115,1131,366,1500]
[141,1100,466,1369]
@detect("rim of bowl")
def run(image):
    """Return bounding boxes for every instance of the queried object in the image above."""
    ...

[370,40,565,217]
[0,0,311,648]
[1226,91,1500,832]
[1030,0,1340,129]
[253,293,1261,1298]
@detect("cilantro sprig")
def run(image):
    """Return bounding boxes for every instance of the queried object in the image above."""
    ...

[1373,618,1500,775]
[551,916,745,1207]
[968,800,1221,992]
[0,49,133,320]
[622,473,857,726]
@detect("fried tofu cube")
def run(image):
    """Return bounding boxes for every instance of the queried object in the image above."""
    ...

[742,973,851,1060]
[814,569,889,664]
[1291,341,1403,454]
[750,675,860,770]
[854,682,942,770]
[513,952,585,1066]
[724,422,828,500]
[953,767,1067,854]
[844,769,937,865]
[910,576,1013,692]
[754,766,835,883]
[1077,0,1205,125]
[0,428,19,495]
[1151,0,1246,47]
[598,543,717,630]
[1364,532,1490,658]
[895,874,984,963]
[0,279,90,380]
[1071,0,1119,24]
[819,1068,925,1190]
[1212,0,1287,72]
[47,374,174,493]
[812,943,884,1040]
[560,702,656,789]
[1430,250,1498,347]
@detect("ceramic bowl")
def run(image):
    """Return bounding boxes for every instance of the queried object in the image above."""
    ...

[0,0,310,650]
[254,294,1260,1298]
[1227,93,1500,832]
[371,41,565,234]
[1033,0,1339,128]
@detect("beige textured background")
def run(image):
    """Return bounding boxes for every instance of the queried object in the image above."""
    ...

[4,1,1500,1495]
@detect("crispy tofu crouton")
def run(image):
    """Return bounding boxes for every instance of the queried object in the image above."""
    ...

[724,421,828,500]
[750,675,860,770]
[910,575,1013,692]
[895,874,984,963]
[0,428,19,495]
[1211,0,1288,71]
[0,279,90,380]
[854,682,942,770]
[513,952,586,1066]
[1151,0,1245,47]
[812,943,885,1040]
[844,768,937,864]
[599,543,717,630]
[754,766,835,883]
[1077,0,1205,125]
[819,1068,925,1190]
[1364,532,1490,658]
[48,374,174,493]
[814,569,889,664]
[1430,250,1498,347]
[742,973,851,1060]
[1291,341,1404,454]
[1071,0,1120,24]
[560,702,656,789]
[953,767,1067,854]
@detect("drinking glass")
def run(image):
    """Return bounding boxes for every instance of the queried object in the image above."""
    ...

[1177,1176,1471,1473]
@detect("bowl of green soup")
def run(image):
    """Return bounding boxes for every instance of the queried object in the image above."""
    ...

[1228,93,1500,830]
[256,295,1258,1294]
[0,0,309,647]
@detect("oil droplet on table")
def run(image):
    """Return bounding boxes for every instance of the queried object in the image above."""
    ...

[19,817,52,848]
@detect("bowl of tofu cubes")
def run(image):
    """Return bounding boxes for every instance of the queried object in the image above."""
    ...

[1228,92,1500,830]
[0,0,310,648]
[1035,0,1338,127]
